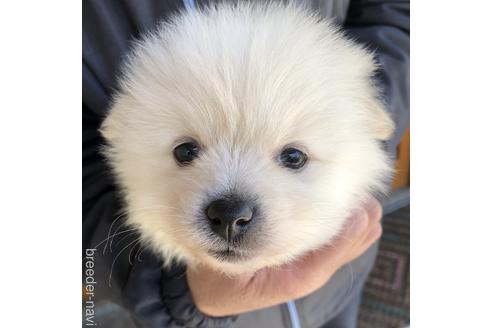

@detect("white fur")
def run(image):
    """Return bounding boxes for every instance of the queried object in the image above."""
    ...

[101,2,394,274]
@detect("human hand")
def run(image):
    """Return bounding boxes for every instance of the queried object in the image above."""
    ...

[187,196,383,317]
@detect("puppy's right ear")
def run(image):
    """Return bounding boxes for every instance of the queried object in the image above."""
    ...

[351,49,395,141]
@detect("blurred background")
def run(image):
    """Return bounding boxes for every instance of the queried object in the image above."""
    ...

[358,128,410,328]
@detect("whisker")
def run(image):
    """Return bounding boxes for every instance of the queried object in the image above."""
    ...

[108,239,140,287]
[102,211,128,254]
[92,228,138,250]
[128,238,142,265]
[136,241,153,262]
[103,228,138,254]
[112,231,140,252]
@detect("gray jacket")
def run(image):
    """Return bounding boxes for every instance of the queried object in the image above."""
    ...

[83,1,409,327]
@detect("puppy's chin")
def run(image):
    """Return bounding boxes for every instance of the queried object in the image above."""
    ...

[184,243,307,275]
[194,253,282,276]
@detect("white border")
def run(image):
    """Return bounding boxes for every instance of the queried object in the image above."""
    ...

[412,0,492,326]
[0,1,81,327]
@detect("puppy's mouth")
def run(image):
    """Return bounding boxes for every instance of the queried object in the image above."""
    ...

[208,248,251,262]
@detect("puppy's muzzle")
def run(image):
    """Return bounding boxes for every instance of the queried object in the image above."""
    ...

[206,197,254,241]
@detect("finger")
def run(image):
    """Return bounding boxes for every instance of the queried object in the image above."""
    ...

[362,222,382,247]
[346,223,382,262]
[345,207,369,237]
[321,209,367,254]
[348,209,382,249]
[363,196,383,223]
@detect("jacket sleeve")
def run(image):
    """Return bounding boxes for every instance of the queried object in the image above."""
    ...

[123,251,237,328]
[83,1,236,327]
[344,0,410,155]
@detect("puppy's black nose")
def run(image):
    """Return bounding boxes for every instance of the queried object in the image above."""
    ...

[206,198,253,241]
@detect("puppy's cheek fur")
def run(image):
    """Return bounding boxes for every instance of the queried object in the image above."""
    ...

[365,97,395,141]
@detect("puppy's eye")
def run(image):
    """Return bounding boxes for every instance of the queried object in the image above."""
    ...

[173,142,200,165]
[279,148,308,170]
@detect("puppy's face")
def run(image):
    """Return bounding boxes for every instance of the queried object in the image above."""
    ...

[102,4,394,274]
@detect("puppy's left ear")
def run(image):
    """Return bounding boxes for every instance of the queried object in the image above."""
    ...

[365,97,395,141]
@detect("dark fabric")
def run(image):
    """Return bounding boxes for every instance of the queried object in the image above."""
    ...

[82,1,409,327]
[122,251,237,328]
[357,206,410,327]
[294,242,379,328]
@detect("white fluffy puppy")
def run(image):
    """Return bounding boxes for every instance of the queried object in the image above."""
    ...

[101,2,394,275]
